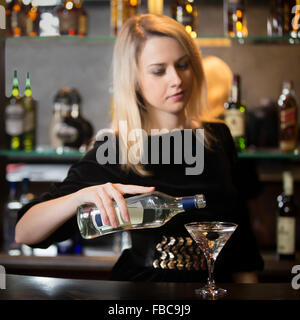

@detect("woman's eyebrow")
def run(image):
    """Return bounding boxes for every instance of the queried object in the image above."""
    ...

[147,55,188,68]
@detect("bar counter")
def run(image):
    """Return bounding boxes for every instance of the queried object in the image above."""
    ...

[1,274,299,301]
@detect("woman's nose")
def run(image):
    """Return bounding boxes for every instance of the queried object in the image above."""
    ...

[169,67,182,87]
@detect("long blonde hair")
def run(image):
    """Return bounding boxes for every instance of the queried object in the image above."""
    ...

[110,14,214,176]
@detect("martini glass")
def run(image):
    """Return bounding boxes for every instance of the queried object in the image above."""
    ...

[185,221,237,299]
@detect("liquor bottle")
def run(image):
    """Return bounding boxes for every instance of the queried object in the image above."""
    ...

[22,72,37,151]
[24,0,40,37]
[172,0,198,38]
[290,0,300,39]
[7,0,26,37]
[57,0,78,35]
[278,80,298,152]
[277,171,296,260]
[74,0,88,37]
[2,181,22,253]
[77,191,206,239]
[111,0,130,36]
[267,0,284,36]
[224,0,248,38]
[4,70,25,150]
[147,0,164,14]
[224,74,246,152]
[70,88,94,151]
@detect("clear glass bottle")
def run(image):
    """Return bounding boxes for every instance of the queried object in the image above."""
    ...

[277,171,297,260]
[224,74,246,152]
[278,80,298,153]
[77,191,206,239]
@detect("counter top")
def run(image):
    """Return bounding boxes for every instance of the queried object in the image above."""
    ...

[0,274,299,301]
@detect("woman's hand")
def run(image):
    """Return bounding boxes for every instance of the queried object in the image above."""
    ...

[75,183,155,228]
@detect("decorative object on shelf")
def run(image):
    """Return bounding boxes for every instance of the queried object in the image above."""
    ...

[224,74,247,152]
[224,0,248,38]
[110,0,139,36]
[172,0,198,38]
[147,0,164,14]
[277,171,297,260]
[50,87,94,152]
[4,70,25,151]
[77,191,206,239]
[278,80,298,153]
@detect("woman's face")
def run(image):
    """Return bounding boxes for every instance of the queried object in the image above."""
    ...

[137,36,193,118]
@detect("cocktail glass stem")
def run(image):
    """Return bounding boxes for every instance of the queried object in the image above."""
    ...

[206,258,216,289]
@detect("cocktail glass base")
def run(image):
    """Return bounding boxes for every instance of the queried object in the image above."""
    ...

[195,286,227,299]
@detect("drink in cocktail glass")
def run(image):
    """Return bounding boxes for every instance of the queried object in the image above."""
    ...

[185,221,238,299]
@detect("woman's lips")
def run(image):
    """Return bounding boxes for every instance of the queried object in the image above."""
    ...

[169,91,184,101]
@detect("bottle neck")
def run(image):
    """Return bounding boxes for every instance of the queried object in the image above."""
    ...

[180,194,206,211]
[230,75,241,103]
[12,72,19,97]
[283,172,293,196]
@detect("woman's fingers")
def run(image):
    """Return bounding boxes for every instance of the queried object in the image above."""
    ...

[99,187,118,228]
[115,184,155,195]
[106,183,130,223]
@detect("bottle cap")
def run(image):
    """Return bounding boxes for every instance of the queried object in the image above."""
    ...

[195,194,206,208]
[283,171,293,196]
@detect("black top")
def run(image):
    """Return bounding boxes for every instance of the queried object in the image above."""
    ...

[18,122,264,282]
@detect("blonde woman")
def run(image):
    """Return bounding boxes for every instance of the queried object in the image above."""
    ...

[16,14,263,282]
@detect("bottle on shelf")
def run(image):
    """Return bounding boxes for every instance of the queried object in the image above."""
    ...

[267,0,284,36]
[290,0,300,39]
[57,0,78,35]
[22,72,37,152]
[4,70,25,151]
[74,0,88,37]
[172,0,198,38]
[224,0,248,38]
[24,0,41,37]
[147,0,164,14]
[110,0,139,36]
[2,181,22,254]
[70,88,94,151]
[77,191,206,239]
[277,171,297,260]
[224,74,246,152]
[278,80,298,153]
[6,0,26,37]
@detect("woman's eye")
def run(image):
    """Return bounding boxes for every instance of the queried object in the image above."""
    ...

[152,69,165,75]
[177,62,189,70]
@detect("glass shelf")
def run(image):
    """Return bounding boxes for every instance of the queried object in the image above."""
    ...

[2,35,300,47]
[238,147,300,159]
[1,147,299,161]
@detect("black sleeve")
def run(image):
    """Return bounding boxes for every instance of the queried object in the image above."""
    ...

[17,140,121,249]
